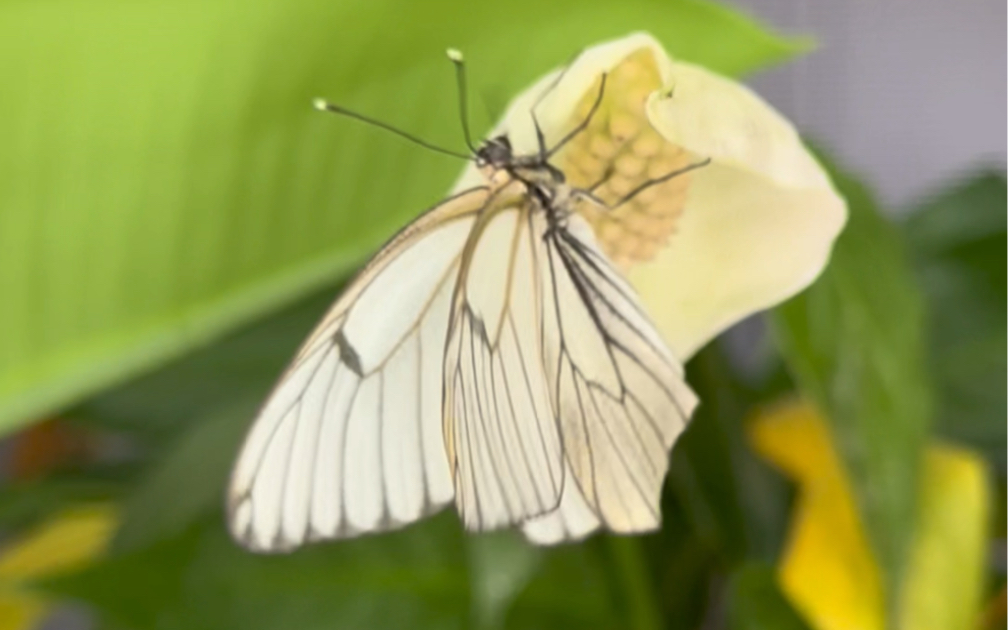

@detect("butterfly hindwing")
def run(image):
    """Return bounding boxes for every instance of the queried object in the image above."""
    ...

[523,212,698,543]
[444,205,697,541]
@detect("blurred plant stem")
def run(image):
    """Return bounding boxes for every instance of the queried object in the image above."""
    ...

[606,536,662,630]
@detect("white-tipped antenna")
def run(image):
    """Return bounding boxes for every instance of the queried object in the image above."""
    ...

[446,47,476,153]
[311,96,471,160]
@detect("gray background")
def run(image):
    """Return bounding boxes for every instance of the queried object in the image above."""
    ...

[732,0,1006,211]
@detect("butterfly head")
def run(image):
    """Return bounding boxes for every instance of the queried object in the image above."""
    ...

[475,135,514,169]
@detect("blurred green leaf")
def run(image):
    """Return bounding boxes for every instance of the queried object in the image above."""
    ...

[0,475,124,533]
[505,539,618,629]
[903,172,1007,261]
[650,521,716,630]
[666,397,748,563]
[771,157,931,605]
[903,172,1007,471]
[669,343,791,567]
[726,563,811,630]
[47,513,473,630]
[44,520,201,630]
[111,402,253,553]
[70,290,337,443]
[0,288,337,556]
[466,533,542,630]
[645,340,793,630]
[52,502,633,630]
[0,0,808,434]
[604,537,663,630]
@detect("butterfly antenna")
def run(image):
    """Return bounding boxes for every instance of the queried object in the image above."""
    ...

[312,98,472,161]
[446,48,478,154]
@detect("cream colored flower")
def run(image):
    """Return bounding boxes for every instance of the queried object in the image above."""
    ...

[453,32,846,360]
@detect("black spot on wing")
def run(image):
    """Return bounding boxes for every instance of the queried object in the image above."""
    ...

[335,330,363,376]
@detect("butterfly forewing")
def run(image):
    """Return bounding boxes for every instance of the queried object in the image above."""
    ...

[228,187,488,551]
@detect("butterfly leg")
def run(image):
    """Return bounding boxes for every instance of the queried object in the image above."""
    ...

[607,158,711,209]
[544,73,608,159]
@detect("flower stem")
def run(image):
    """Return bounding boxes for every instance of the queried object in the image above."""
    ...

[607,536,662,630]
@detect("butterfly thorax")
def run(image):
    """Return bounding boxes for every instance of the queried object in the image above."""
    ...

[476,134,572,225]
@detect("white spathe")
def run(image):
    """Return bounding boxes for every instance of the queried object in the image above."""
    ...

[452,31,846,361]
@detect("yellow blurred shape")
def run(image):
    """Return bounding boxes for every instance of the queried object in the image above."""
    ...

[898,447,990,630]
[749,401,884,630]
[0,505,117,630]
[749,401,990,630]
[0,598,44,630]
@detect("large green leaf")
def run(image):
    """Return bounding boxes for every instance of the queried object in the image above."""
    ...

[725,563,811,630]
[45,513,474,630]
[505,539,619,630]
[667,342,792,566]
[110,402,254,553]
[0,473,126,533]
[903,172,1007,471]
[771,158,931,609]
[466,532,543,630]
[71,287,339,442]
[75,285,337,552]
[0,0,807,434]
[49,496,627,630]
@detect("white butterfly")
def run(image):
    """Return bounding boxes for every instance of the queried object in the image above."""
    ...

[227,50,704,551]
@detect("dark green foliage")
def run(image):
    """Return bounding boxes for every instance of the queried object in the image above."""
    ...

[772,157,932,605]
[725,563,811,630]
[903,173,1007,471]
